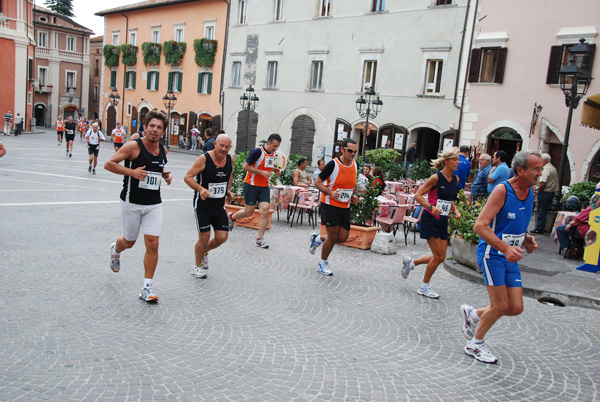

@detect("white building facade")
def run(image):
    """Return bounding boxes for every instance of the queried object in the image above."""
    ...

[222,0,475,164]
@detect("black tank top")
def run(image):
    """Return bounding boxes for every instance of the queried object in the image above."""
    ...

[193,152,232,209]
[120,139,166,205]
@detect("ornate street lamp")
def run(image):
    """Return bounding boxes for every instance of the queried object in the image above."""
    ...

[240,85,259,152]
[162,90,177,149]
[551,38,593,210]
[356,87,383,159]
[108,87,120,133]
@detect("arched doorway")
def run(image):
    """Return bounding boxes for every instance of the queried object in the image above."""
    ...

[138,107,149,130]
[197,112,214,142]
[106,106,117,135]
[333,119,351,159]
[236,110,258,154]
[63,105,77,119]
[34,104,46,127]
[486,127,523,168]
[290,115,315,162]
[416,127,441,161]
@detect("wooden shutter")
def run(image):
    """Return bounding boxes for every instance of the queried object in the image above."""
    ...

[584,44,596,72]
[290,115,316,163]
[147,72,151,90]
[207,73,212,94]
[468,48,481,83]
[212,115,221,132]
[110,71,117,88]
[494,48,508,84]
[197,73,202,93]
[546,46,563,84]
[235,110,258,154]
[177,72,182,92]
[132,71,136,89]
[154,72,159,90]
[168,72,173,91]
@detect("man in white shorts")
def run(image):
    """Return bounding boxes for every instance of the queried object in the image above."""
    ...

[104,110,172,302]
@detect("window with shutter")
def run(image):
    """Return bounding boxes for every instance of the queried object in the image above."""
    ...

[206,73,212,94]
[168,72,173,92]
[468,47,507,84]
[110,70,117,88]
[177,72,182,92]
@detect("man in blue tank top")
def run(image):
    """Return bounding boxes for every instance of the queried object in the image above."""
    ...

[104,110,173,303]
[459,150,542,364]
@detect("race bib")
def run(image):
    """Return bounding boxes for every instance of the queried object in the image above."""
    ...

[265,156,275,168]
[209,182,227,198]
[138,171,161,190]
[67,130,74,134]
[338,189,353,203]
[498,233,525,255]
[437,199,452,217]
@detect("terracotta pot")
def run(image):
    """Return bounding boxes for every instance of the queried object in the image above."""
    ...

[451,235,481,272]
[320,222,379,250]
[225,204,274,230]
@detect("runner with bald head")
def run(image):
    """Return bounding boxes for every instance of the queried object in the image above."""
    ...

[184,134,235,279]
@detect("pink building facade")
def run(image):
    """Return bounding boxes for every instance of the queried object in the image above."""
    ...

[462,0,600,186]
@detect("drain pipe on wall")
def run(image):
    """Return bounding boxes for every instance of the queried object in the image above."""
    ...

[219,0,230,130]
[453,0,478,146]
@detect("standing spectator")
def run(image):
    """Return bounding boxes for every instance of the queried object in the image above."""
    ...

[530,153,559,235]
[487,150,511,194]
[384,139,392,149]
[4,110,13,135]
[190,124,202,150]
[202,127,215,152]
[456,145,471,190]
[312,158,325,182]
[405,142,417,176]
[13,113,23,136]
[56,116,64,145]
[470,153,493,199]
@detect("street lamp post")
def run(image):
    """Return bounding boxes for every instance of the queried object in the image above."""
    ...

[162,90,177,149]
[108,87,120,133]
[240,85,259,152]
[355,87,383,160]
[551,38,593,211]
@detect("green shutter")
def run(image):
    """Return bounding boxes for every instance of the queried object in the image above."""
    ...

[132,71,136,89]
[147,72,151,90]
[198,72,202,93]
[110,71,117,88]
[177,72,182,92]
[207,73,212,94]
[168,72,173,92]
[154,72,159,90]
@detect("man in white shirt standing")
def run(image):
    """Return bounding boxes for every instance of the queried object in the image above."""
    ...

[85,123,106,174]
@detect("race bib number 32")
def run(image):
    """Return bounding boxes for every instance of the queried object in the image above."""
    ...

[209,182,227,198]
[138,171,161,190]
[498,233,525,255]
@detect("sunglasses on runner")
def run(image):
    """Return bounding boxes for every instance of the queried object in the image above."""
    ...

[344,148,357,154]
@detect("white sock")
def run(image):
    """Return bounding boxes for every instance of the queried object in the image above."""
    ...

[111,245,120,257]
[470,309,480,322]
[421,282,429,288]
[472,338,484,344]
[143,278,152,288]
[315,235,323,244]
[320,259,327,264]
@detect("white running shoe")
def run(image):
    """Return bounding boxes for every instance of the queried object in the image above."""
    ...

[317,260,333,276]
[191,264,207,279]
[202,253,209,269]
[256,238,269,249]
[464,340,498,364]
[417,284,439,299]
[401,256,415,279]
[139,285,159,302]
[227,212,235,231]
[460,305,478,340]
[109,243,120,273]
[309,232,321,255]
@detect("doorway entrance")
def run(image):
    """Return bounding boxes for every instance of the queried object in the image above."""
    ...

[486,127,523,168]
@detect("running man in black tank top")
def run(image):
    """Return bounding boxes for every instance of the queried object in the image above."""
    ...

[104,110,172,303]
[184,134,234,279]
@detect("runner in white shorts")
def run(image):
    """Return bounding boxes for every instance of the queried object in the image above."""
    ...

[104,110,172,303]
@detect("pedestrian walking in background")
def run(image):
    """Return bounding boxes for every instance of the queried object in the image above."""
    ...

[401,147,461,298]
[190,125,202,150]
[460,150,541,364]
[4,110,13,135]
[405,142,416,177]
[530,153,558,234]
[14,113,23,136]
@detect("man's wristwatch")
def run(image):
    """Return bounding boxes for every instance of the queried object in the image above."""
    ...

[427,204,432,211]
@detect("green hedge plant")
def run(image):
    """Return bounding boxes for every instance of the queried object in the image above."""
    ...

[193,38,218,67]
[163,40,186,66]
[141,42,161,66]
[449,190,485,244]
[103,45,120,68]
[120,44,138,66]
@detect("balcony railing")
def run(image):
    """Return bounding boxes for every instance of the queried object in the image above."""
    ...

[36,85,53,93]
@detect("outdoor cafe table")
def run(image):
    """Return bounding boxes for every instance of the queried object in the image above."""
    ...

[271,185,310,220]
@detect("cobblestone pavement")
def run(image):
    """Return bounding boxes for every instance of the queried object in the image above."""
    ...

[1,133,599,401]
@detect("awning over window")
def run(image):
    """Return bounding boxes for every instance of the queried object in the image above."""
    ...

[581,93,600,131]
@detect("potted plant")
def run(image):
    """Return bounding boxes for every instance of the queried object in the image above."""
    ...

[120,44,138,66]
[193,38,218,67]
[103,44,120,68]
[319,177,380,250]
[448,190,485,271]
[564,181,596,208]
[163,40,186,66]
[141,42,161,66]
